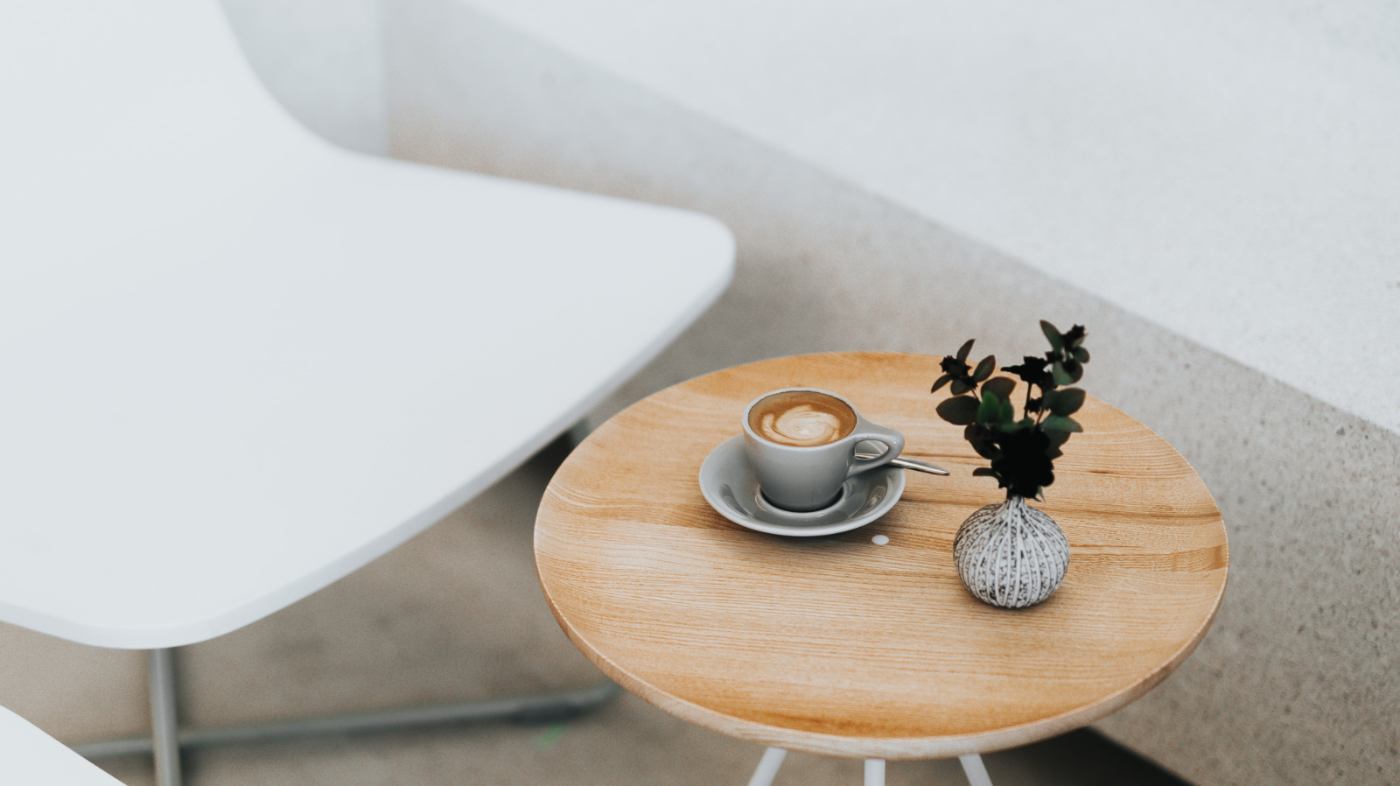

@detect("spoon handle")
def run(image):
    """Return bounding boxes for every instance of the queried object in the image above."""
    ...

[856,453,951,476]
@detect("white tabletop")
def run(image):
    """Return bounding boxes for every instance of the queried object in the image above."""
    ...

[0,708,121,784]
[0,0,733,648]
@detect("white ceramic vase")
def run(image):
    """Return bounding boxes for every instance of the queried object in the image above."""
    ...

[953,495,1069,609]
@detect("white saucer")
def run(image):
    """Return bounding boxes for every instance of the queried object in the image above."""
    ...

[698,436,905,537]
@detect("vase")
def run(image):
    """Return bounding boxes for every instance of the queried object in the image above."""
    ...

[953,495,1069,609]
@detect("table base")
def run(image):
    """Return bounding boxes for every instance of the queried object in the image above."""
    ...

[74,425,617,784]
[748,746,994,786]
[74,649,618,785]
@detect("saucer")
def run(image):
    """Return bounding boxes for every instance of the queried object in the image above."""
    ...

[698,436,905,537]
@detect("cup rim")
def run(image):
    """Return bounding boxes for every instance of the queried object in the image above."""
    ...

[742,386,861,450]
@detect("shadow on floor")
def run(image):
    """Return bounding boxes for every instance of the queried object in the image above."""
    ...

[17,440,1190,785]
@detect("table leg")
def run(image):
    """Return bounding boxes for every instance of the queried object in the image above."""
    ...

[149,648,182,786]
[863,758,885,786]
[959,753,992,786]
[747,747,787,786]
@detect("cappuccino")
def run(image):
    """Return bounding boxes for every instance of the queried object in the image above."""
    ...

[747,390,857,447]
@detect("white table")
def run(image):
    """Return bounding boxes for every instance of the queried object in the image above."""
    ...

[0,1,733,783]
[0,707,122,785]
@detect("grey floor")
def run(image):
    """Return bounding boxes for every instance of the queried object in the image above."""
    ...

[0,443,1188,785]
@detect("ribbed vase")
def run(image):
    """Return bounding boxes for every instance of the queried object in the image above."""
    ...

[953,495,1069,609]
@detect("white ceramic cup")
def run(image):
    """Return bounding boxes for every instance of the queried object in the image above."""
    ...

[742,387,905,512]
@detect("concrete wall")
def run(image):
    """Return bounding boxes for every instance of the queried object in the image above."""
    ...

[382,3,1399,783]
[219,0,387,154]
[449,0,1400,436]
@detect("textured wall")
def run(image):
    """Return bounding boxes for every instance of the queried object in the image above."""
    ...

[450,0,1400,436]
[219,0,386,154]
[383,3,1400,783]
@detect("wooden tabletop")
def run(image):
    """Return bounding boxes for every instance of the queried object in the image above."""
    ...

[534,352,1227,759]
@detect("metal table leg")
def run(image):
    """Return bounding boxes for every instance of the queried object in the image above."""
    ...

[741,749,993,786]
[747,747,787,786]
[959,753,993,786]
[148,649,182,786]
[78,666,619,762]
[79,425,617,777]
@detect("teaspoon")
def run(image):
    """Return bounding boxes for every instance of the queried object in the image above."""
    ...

[856,452,950,476]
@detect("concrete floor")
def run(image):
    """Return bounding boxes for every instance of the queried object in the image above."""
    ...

[0,444,1188,785]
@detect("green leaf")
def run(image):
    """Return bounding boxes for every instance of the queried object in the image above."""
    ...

[972,354,996,382]
[936,395,979,425]
[971,442,999,460]
[930,374,953,393]
[972,467,999,478]
[964,425,1000,460]
[1052,361,1074,386]
[1063,359,1083,383]
[1072,347,1090,363]
[956,338,975,362]
[1040,320,1064,351]
[1042,414,1083,433]
[950,379,975,396]
[976,390,1001,424]
[997,416,1034,433]
[976,390,1014,425]
[1047,387,1086,415]
[982,376,1016,402]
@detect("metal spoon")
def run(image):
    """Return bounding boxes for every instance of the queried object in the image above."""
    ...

[856,452,950,476]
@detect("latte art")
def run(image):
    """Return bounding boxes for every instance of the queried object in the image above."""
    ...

[759,406,846,446]
[748,391,857,447]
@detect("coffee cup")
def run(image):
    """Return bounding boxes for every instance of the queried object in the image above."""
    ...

[742,387,905,512]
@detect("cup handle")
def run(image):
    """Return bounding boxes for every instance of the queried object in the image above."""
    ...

[846,422,905,478]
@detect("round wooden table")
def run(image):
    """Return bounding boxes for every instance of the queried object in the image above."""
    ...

[535,352,1227,784]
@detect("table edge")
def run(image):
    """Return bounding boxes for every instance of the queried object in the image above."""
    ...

[534,351,1229,758]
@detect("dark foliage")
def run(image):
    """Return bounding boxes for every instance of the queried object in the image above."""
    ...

[931,321,1090,499]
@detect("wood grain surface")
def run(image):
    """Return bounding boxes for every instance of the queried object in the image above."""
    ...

[534,352,1227,759]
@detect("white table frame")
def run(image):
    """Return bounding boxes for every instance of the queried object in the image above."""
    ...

[4,1,733,782]
[70,433,620,786]
[74,645,618,785]
[747,746,994,786]
[0,706,122,785]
